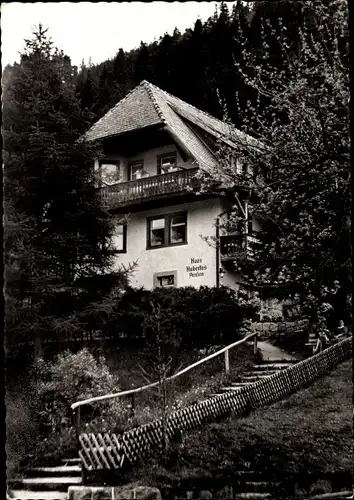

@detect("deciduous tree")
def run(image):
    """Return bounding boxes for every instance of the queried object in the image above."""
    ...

[204,0,350,328]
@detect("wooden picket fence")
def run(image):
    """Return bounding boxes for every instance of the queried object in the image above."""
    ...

[78,337,352,473]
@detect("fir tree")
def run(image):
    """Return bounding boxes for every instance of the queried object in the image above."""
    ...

[3,25,127,357]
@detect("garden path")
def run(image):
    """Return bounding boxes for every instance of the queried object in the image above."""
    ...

[257,340,299,361]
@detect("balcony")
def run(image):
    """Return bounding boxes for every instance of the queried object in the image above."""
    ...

[100,167,200,209]
[220,234,259,262]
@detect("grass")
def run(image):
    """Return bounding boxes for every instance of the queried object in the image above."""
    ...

[130,359,353,484]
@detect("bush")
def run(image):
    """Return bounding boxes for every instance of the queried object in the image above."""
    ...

[105,286,259,349]
[7,349,132,469]
[6,390,39,476]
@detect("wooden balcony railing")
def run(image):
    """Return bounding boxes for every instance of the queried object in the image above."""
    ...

[100,167,200,208]
[220,233,259,261]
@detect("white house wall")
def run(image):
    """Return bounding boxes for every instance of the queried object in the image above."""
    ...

[114,197,224,290]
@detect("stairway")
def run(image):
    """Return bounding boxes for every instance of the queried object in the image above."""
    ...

[234,469,278,499]
[7,458,82,500]
[205,358,298,399]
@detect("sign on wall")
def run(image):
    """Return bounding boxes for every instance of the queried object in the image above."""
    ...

[186,257,208,278]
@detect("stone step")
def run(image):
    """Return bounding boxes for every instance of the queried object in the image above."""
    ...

[244,371,278,377]
[234,494,272,499]
[7,490,68,500]
[61,459,80,465]
[24,466,81,478]
[240,375,272,383]
[8,477,82,492]
[243,481,280,492]
[218,387,245,392]
[259,358,298,364]
[234,471,263,478]
[252,363,293,370]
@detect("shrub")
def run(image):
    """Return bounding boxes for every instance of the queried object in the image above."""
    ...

[105,285,259,349]
[7,349,131,469]
[6,390,39,476]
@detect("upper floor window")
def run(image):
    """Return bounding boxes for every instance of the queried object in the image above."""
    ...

[129,160,149,180]
[157,152,178,174]
[231,157,248,176]
[147,211,187,249]
[99,160,121,186]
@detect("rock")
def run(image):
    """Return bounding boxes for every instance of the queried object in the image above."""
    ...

[278,323,286,333]
[91,487,112,500]
[68,485,162,500]
[309,479,332,496]
[198,490,213,499]
[216,485,234,499]
[293,483,308,499]
[68,486,91,500]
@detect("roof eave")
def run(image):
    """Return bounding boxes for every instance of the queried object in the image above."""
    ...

[85,122,164,143]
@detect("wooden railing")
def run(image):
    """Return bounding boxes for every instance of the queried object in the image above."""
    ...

[220,234,259,261]
[71,332,258,435]
[100,167,200,207]
[77,336,352,477]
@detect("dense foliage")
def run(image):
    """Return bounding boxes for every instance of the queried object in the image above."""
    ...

[201,0,351,328]
[3,26,129,358]
[6,349,130,470]
[105,285,258,350]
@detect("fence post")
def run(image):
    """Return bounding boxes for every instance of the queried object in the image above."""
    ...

[75,406,81,440]
[253,332,258,355]
[130,393,136,417]
[224,348,230,374]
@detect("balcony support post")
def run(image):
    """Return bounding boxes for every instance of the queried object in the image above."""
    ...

[216,217,220,288]
[244,199,249,255]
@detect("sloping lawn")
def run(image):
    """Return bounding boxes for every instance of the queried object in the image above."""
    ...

[131,360,352,483]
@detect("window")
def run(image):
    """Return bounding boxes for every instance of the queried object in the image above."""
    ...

[129,160,145,180]
[154,271,177,288]
[99,161,121,186]
[157,152,178,174]
[112,222,127,253]
[170,214,186,243]
[147,212,187,249]
[238,284,252,300]
[233,158,248,176]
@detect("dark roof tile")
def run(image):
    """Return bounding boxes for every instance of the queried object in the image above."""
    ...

[84,81,262,169]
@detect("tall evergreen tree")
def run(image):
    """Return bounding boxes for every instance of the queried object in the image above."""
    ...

[3,25,127,357]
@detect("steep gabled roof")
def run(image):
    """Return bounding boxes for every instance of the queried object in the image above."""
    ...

[84,80,261,170]
[148,82,262,151]
[84,84,162,141]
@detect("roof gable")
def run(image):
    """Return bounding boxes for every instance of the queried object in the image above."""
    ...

[84,80,261,169]
[84,85,163,142]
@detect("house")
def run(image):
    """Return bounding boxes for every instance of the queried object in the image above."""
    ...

[84,81,281,316]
